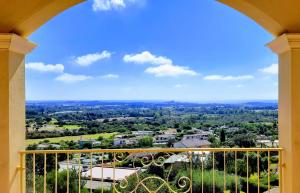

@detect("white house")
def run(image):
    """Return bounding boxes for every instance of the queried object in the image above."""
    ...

[182,131,211,141]
[82,167,140,190]
[132,131,154,136]
[154,134,175,144]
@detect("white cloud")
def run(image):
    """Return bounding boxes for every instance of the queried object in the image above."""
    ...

[259,64,278,75]
[145,64,197,77]
[204,75,254,81]
[236,84,244,88]
[100,74,119,79]
[93,0,140,11]
[123,51,172,65]
[74,50,111,66]
[174,84,186,88]
[124,51,197,77]
[25,62,64,73]
[55,73,92,83]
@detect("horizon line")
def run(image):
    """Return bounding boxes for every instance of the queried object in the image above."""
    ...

[25,99,278,103]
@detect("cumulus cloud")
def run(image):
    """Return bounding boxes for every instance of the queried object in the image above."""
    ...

[145,64,197,77]
[124,51,197,77]
[74,50,111,66]
[204,75,254,81]
[100,74,119,79]
[25,62,64,73]
[55,73,92,83]
[259,64,278,75]
[123,51,172,65]
[93,0,142,11]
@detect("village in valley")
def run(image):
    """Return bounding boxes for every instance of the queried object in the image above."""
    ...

[25,101,279,192]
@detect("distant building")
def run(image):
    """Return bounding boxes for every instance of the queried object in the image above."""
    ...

[182,131,211,141]
[226,127,240,132]
[59,160,82,172]
[256,134,268,140]
[220,125,228,130]
[113,138,127,146]
[113,136,138,146]
[256,139,279,147]
[173,139,211,148]
[37,143,61,150]
[163,128,177,135]
[82,167,140,190]
[132,131,154,136]
[78,138,101,149]
[154,134,176,144]
[164,154,189,164]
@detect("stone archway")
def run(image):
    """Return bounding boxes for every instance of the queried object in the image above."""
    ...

[1,1,300,192]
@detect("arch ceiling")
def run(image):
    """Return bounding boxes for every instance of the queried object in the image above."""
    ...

[1,0,298,38]
[219,0,300,36]
[0,0,85,37]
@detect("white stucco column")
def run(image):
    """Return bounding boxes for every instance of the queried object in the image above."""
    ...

[0,34,35,193]
[268,33,300,193]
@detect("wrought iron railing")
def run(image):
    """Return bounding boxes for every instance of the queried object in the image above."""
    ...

[19,148,283,193]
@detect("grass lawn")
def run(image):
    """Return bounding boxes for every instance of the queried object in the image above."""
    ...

[26,133,116,145]
[28,124,84,132]
[62,124,83,130]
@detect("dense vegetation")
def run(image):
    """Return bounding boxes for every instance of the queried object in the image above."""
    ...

[26,101,278,149]
[25,101,279,193]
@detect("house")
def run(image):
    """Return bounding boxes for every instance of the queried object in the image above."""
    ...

[132,131,154,136]
[163,128,177,135]
[113,138,127,146]
[154,134,176,144]
[226,127,240,132]
[59,160,82,172]
[113,136,138,146]
[256,139,279,147]
[164,154,189,164]
[82,167,140,190]
[37,143,61,150]
[182,131,211,141]
[78,138,101,149]
[256,134,268,140]
[173,139,211,148]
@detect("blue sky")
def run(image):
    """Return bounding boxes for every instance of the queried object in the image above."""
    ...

[26,0,278,101]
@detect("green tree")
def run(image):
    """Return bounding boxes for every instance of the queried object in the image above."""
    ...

[232,134,255,148]
[32,169,88,193]
[220,129,226,142]
[138,136,153,147]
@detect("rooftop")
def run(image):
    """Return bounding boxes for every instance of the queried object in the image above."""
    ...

[82,167,140,181]
[174,139,211,148]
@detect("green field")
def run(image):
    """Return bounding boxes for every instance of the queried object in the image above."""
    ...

[26,133,116,145]
[28,124,83,132]
[62,124,82,130]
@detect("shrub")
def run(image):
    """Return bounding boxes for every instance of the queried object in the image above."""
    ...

[176,169,241,193]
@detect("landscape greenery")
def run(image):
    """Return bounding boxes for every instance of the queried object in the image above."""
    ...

[26,101,278,149]
[25,101,279,193]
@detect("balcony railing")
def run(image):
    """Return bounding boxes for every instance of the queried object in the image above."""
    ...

[19,148,283,193]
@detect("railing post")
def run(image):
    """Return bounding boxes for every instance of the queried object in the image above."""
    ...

[19,152,25,193]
